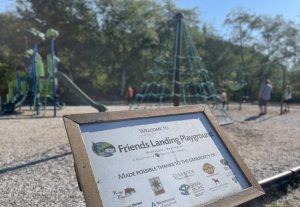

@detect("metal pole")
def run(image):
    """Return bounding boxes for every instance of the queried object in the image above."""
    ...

[173,13,183,106]
[51,39,57,117]
[17,66,22,111]
[280,66,286,115]
[31,45,37,93]
[32,44,39,114]
[17,66,21,96]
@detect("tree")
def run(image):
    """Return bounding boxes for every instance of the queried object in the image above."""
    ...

[252,15,300,98]
[224,8,261,76]
[0,13,28,97]
[16,0,101,78]
[224,10,300,101]
[94,0,165,96]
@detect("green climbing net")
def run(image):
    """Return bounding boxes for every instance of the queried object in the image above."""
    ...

[134,18,219,108]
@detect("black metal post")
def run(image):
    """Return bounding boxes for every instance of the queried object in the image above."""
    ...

[173,13,183,106]
[280,66,286,115]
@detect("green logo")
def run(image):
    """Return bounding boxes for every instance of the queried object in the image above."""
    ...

[92,142,116,157]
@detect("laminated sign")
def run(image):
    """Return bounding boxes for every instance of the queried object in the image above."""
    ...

[63,105,264,207]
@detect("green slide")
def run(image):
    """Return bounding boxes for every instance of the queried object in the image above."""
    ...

[2,92,28,113]
[57,71,107,112]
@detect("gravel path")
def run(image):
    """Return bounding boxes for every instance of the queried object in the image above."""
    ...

[223,103,300,207]
[0,104,299,206]
[223,103,300,180]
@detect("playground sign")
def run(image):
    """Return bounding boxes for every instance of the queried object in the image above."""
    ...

[63,106,264,207]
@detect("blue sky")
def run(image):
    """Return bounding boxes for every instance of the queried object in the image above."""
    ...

[176,0,300,34]
[1,0,299,33]
[0,0,15,13]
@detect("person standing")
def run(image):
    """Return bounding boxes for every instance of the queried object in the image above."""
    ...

[258,79,272,115]
[220,89,228,110]
[127,85,134,105]
[283,86,292,112]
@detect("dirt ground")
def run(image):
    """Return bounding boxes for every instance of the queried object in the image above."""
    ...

[0,103,299,206]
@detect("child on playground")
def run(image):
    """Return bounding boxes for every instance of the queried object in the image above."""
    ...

[220,89,228,110]
[127,85,134,105]
[283,86,292,112]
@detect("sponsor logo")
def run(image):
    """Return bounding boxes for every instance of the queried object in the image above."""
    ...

[173,170,195,180]
[92,142,116,157]
[212,178,220,185]
[149,177,165,196]
[220,159,229,166]
[202,163,215,175]
[220,159,232,171]
[220,159,238,183]
[179,182,205,197]
[179,184,190,195]
[113,187,136,199]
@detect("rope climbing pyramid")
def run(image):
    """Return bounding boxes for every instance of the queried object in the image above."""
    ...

[133,13,233,125]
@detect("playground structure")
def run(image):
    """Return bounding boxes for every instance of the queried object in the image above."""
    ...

[2,28,48,115]
[134,13,233,125]
[1,28,107,116]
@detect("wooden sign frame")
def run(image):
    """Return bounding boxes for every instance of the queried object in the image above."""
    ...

[63,105,264,207]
